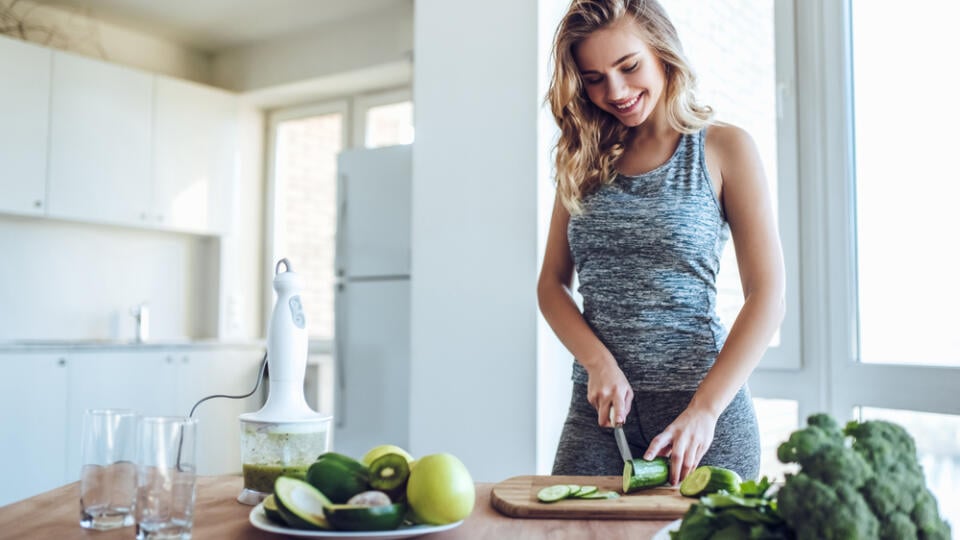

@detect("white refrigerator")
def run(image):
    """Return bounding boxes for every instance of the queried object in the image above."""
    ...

[333,144,412,458]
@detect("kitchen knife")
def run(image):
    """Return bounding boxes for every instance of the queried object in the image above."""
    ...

[610,408,634,463]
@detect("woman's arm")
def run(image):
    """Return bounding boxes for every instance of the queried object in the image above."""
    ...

[644,125,787,484]
[538,194,633,427]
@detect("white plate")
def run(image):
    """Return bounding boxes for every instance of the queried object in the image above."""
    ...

[651,518,682,540]
[249,502,464,539]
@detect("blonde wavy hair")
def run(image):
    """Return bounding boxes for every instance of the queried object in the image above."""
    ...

[548,0,714,214]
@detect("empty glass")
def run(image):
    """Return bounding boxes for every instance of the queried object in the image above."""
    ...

[80,408,140,530]
[135,416,198,540]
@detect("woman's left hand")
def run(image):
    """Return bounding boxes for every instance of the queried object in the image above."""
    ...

[643,407,718,485]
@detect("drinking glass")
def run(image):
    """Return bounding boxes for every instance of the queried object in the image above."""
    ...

[79,408,140,530]
[135,416,198,540]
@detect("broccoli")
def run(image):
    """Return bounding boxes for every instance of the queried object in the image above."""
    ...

[776,414,952,540]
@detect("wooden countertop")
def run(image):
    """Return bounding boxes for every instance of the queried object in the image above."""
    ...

[0,475,674,539]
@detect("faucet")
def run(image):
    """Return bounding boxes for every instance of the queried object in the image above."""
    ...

[131,303,150,343]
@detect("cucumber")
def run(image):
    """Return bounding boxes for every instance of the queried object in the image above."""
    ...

[273,476,332,530]
[679,465,742,497]
[537,484,572,502]
[622,457,669,493]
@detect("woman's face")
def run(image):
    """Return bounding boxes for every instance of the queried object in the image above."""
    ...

[573,18,667,127]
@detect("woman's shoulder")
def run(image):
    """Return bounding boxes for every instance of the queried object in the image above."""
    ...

[704,122,761,170]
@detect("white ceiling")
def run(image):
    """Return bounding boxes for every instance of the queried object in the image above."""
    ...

[30,0,408,51]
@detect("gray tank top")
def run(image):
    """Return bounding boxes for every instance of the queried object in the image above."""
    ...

[567,128,729,391]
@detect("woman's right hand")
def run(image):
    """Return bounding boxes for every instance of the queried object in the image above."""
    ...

[586,358,634,427]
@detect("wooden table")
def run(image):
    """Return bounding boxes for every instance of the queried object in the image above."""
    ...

[0,475,674,539]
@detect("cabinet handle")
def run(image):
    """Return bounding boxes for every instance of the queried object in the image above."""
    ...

[34,200,43,208]
[141,212,149,220]
[166,356,174,364]
[181,356,188,364]
[58,358,66,367]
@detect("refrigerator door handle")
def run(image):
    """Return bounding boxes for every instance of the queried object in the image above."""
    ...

[335,174,348,278]
[334,281,346,428]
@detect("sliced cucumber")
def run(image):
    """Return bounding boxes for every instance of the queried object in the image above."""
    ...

[574,485,598,497]
[537,484,572,503]
[578,490,620,499]
[622,457,670,493]
[273,476,332,530]
[679,465,742,497]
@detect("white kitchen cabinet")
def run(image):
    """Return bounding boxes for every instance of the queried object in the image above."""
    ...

[153,76,237,235]
[47,51,153,227]
[0,36,50,217]
[0,354,69,506]
[176,349,264,475]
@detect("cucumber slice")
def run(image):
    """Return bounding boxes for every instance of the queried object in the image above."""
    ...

[537,484,572,502]
[679,465,742,497]
[573,485,598,497]
[273,476,332,530]
[579,490,620,499]
[622,457,670,493]
[565,484,581,495]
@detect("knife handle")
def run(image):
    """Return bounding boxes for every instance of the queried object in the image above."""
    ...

[609,407,622,427]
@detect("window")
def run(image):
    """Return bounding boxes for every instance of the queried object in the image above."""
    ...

[754,398,799,482]
[267,90,414,346]
[851,0,960,368]
[267,102,347,342]
[663,0,800,367]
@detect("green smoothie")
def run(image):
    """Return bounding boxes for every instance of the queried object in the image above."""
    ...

[242,463,310,494]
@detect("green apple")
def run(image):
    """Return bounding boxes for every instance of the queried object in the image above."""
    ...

[406,453,475,525]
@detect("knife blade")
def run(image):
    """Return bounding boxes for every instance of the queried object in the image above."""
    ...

[610,408,634,463]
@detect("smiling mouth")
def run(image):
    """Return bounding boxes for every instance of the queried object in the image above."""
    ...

[612,94,641,112]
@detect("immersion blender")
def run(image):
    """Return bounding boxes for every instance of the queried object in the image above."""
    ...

[236,258,332,505]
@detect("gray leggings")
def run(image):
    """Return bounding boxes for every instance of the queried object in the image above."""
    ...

[552,383,760,480]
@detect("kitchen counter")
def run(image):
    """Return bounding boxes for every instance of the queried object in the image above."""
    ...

[0,475,674,539]
[0,339,265,352]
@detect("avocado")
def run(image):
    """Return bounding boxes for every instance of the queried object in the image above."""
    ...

[262,494,287,525]
[273,476,332,530]
[306,452,370,504]
[325,502,406,531]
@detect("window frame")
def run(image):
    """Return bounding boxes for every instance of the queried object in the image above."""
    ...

[264,99,350,353]
[263,87,414,352]
[350,87,414,148]
[750,0,960,423]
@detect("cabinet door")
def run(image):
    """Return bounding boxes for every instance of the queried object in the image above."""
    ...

[154,76,237,235]
[65,351,179,480]
[176,349,264,475]
[48,51,153,226]
[0,36,50,217]
[0,354,68,505]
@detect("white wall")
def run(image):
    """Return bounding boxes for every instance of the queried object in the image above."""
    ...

[410,0,541,481]
[211,0,413,92]
[0,0,210,83]
[0,215,215,341]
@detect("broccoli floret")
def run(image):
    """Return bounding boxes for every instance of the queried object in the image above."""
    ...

[844,419,918,473]
[912,488,952,540]
[776,419,844,466]
[777,474,879,540]
[775,414,951,540]
[880,512,918,540]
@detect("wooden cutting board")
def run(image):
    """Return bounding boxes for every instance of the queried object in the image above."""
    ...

[490,475,693,520]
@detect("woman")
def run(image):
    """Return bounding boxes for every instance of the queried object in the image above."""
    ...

[539,0,785,484]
